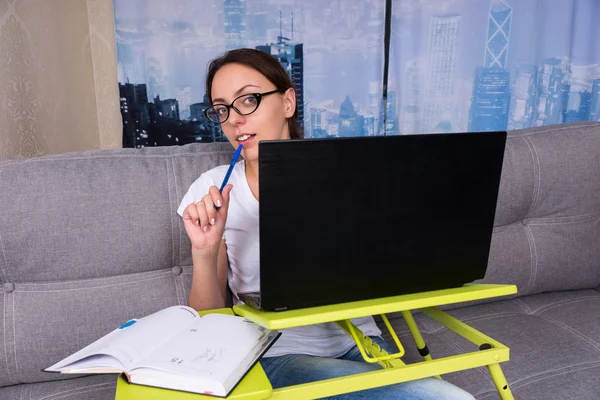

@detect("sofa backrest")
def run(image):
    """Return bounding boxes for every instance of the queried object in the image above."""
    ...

[0,121,599,387]
[479,121,600,296]
[0,142,234,387]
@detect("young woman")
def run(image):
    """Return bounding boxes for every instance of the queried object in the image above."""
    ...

[177,48,475,400]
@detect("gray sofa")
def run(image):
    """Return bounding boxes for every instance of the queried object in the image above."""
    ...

[0,121,598,399]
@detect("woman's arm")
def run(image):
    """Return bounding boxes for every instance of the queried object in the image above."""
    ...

[182,184,233,311]
[188,240,229,311]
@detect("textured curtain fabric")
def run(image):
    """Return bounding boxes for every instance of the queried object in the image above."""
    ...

[113,0,387,148]
[390,0,600,135]
[0,0,121,161]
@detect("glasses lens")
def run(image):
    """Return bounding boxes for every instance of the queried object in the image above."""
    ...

[206,106,228,123]
[233,94,259,115]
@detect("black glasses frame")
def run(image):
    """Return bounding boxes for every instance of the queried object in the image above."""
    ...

[204,88,286,124]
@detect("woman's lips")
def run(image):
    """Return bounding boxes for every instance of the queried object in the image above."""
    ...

[237,134,256,146]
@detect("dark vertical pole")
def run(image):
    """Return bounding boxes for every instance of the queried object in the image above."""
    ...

[383,0,392,135]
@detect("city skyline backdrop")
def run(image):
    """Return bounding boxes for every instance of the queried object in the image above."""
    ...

[114,0,600,148]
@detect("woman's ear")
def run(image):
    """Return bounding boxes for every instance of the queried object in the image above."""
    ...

[283,88,296,118]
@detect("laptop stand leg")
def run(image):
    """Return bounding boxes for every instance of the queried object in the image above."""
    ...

[487,363,514,400]
[401,310,442,379]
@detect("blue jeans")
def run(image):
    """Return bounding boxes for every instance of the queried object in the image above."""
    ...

[260,336,475,400]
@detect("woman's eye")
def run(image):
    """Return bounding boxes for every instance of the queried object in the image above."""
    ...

[244,96,257,104]
[217,107,227,115]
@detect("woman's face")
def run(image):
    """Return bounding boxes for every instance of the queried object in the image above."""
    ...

[210,63,296,162]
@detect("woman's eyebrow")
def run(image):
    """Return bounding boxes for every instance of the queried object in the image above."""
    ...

[212,84,261,103]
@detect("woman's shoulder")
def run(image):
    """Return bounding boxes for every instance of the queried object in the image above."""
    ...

[177,161,244,216]
[184,160,244,195]
[198,160,245,185]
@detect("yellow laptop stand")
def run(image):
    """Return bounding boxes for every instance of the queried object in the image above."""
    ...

[234,283,517,400]
[115,284,516,399]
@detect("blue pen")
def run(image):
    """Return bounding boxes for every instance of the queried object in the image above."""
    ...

[219,144,243,194]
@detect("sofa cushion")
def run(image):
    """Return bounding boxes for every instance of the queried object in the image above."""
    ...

[381,289,600,399]
[0,143,234,387]
[0,375,115,400]
[477,122,600,297]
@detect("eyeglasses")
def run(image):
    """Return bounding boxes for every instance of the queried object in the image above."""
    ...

[204,89,286,124]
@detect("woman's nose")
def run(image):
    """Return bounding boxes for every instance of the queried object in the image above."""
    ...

[227,108,245,126]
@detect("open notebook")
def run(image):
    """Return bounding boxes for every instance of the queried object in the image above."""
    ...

[45,305,280,397]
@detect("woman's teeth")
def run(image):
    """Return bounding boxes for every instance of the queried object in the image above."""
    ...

[238,134,252,141]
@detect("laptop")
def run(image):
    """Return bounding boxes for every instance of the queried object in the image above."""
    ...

[238,131,507,311]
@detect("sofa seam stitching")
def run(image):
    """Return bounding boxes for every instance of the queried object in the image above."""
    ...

[15,270,172,287]
[523,136,541,219]
[3,293,15,384]
[515,298,533,314]
[0,150,235,167]
[171,157,186,304]
[12,292,21,382]
[37,382,115,400]
[502,360,600,390]
[538,315,600,351]
[0,230,12,282]
[165,159,181,305]
[532,296,600,315]
[14,275,170,293]
[523,224,538,294]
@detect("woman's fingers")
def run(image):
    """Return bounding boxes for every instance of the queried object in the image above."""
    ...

[195,198,209,231]
[208,185,224,209]
[203,194,217,226]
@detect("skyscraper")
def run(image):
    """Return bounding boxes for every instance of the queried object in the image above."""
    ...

[385,90,398,135]
[256,33,304,128]
[423,14,460,133]
[224,0,246,51]
[119,83,150,148]
[468,67,511,131]
[534,58,571,126]
[338,96,363,137]
[563,64,596,123]
[508,64,537,130]
[485,0,512,69]
[401,59,422,135]
[469,1,512,132]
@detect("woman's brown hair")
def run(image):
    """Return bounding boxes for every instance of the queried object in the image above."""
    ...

[205,48,303,140]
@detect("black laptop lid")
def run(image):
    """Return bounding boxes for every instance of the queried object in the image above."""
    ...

[258,132,506,311]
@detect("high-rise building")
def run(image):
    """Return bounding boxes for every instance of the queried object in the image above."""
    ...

[190,95,225,142]
[508,64,537,130]
[563,64,596,123]
[153,96,180,120]
[423,14,460,133]
[484,0,512,69]
[469,1,512,132]
[400,60,421,135]
[256,28,304,128]
[308,106,328,138]
[338,96,363,137]
[468,67,511,132]
[224,0,246,50]
[534,58,571,126]
[385,90,398,135]
[368,81,384,135]
[119,83,150,148]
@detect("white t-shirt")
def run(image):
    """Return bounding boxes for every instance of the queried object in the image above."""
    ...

[177,160,381,358]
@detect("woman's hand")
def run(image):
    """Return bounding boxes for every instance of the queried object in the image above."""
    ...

[182,184,233,256]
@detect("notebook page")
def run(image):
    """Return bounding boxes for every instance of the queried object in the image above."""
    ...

[46,305,200,372]
[136,314,268,382]
[96,305,200,369]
